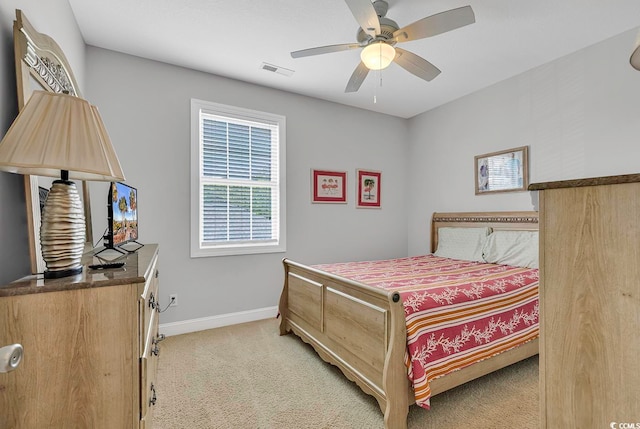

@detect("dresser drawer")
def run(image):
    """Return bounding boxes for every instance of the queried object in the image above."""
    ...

[139,257,159,354]
[140,308,160,422]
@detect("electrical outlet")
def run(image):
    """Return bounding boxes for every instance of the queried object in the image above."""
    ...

[169,294,178,307]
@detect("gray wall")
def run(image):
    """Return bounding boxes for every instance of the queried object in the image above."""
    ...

[407,27,640,256]
[3,4,639,327]
[85,47,409,324]
[0,1,85,284]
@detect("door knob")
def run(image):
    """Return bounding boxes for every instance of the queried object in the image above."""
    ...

[0,344,23,373]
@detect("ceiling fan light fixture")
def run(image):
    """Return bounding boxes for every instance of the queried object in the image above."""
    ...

[361,42,395,70]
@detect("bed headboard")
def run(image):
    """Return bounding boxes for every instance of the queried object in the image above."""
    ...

[430,211,539,253]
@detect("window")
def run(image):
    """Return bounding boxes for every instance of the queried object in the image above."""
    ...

[190,99,286,257]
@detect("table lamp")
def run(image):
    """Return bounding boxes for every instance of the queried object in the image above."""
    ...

[0,90,125,279]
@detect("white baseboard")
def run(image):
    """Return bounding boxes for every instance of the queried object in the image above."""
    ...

[159,306,278,337]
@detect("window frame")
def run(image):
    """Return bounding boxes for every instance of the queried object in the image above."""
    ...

[190,98,286,257]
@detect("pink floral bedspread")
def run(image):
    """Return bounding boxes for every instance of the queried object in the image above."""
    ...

[313,254,539,408]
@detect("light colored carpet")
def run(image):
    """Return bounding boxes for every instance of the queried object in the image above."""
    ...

[154,318,538,429]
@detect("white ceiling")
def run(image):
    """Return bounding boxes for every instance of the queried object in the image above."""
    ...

[68,0,640,119]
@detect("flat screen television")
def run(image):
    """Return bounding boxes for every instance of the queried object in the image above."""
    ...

[106,181,139,250]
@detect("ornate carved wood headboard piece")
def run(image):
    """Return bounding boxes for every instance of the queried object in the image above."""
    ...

[14,10,79,104]
[13,10,91,274]
[430,211,539,253]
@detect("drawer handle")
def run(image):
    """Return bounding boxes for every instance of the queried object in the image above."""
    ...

[0,344,23,373]
[149,383,157,407]
[153,333,166,345]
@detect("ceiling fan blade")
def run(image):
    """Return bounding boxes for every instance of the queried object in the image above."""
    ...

[393,5,475,43]
[291,43,361,59]
[345,61,370,93]
[344,0,380,39]
[393,48,441,81]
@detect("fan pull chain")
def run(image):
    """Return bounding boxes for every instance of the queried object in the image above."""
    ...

[374,69,384,104]
[373,70,378,103]
[376,45,381,103]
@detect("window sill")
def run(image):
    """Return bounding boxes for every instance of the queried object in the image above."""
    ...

[190,244,286,258]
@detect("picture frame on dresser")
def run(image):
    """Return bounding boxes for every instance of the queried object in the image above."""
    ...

[12,9,93,274]
[475,146,529,195]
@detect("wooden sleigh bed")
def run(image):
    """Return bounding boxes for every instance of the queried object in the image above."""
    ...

[278,211,539,429]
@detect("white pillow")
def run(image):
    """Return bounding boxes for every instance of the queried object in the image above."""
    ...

[482,230,539,268]
[434,227,492,262]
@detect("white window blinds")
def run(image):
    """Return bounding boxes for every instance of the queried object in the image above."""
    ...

[191,99,286,257]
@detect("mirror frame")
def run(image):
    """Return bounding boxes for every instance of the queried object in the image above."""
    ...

[13,10,93,274]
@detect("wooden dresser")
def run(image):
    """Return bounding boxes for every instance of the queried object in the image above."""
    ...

[530,175,640,428]
[0,244,161,428]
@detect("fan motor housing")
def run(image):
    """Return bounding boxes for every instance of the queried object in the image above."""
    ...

[356,17,399,43]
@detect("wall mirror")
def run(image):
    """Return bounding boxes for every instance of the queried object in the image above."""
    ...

[13,10,93,274]
[475,146,529,195]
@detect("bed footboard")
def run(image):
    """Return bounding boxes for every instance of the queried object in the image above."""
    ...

[278,258,411,429]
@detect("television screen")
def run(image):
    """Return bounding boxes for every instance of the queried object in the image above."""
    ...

[107,182,138,248]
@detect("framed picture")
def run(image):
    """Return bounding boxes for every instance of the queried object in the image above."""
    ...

[311,169,347,203]
[356,169,381,208]
[475,146,529,195]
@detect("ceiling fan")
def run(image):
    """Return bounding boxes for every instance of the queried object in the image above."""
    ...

[291,0,475,93]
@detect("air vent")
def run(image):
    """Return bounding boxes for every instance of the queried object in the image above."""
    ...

[261,63,294,77]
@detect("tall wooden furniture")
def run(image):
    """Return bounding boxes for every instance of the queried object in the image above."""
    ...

[0,244,161,428]
[530,175,640,428]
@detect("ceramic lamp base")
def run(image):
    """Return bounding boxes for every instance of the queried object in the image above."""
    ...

[40,180,86,279]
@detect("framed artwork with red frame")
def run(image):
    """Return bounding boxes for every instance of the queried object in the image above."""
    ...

[356,169,381,208]
[311,169,347,203]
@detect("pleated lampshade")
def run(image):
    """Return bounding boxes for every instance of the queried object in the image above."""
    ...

[0,90,125,181]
